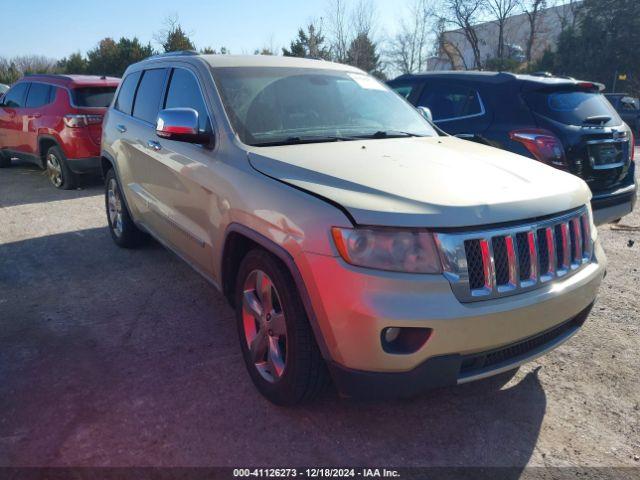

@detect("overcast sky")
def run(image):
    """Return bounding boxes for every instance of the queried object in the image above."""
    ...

[1,0,408,59]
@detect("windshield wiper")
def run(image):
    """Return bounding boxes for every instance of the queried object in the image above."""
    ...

[583,115,612,125]
[356,130,424,139]
[250,135,354,147]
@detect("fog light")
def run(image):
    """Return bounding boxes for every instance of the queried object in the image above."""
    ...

[381,327,432,354]
[384,327,401,343]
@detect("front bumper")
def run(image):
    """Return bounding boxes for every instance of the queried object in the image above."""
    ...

[297,241,605,396]
[330,303,592,398]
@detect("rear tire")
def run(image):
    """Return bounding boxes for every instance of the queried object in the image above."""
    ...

[235,249,329,405]
[105,168,145,248]
[0,151,11,168]
[46,145,76,190]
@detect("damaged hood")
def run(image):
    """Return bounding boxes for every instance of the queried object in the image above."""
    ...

[247,136,591,228]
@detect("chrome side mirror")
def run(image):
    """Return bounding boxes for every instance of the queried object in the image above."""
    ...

[417,106,433,122]
[156,108,210,144]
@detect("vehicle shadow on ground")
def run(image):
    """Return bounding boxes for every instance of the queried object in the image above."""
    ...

[0,228,545,472]
[0,160,103,208]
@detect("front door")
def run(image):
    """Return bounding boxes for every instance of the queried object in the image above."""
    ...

[0,82,30,156]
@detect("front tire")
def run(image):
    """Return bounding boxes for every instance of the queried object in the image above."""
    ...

[235,249,329,405]
[46,145,76,190]
[105,168,145,248]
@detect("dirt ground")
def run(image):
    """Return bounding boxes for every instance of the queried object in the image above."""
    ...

[0,157,638,471]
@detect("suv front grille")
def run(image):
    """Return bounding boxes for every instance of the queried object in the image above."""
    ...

[435,208,594,302]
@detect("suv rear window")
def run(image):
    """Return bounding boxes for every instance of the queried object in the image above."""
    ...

[524,90,622,127]
[72,87,117,108]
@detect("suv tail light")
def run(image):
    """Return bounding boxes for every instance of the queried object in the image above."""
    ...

[63,114,103,128]
[510,129,566,167]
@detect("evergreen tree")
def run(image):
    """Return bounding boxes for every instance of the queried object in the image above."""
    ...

[533,0,640,93]
[85,37,155,77]
[282,24,331,60]
[162,24,196,52]
[346,33,385,79]
[57,52,87,74]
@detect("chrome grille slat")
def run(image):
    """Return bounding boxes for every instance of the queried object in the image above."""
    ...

[435,207,594,303]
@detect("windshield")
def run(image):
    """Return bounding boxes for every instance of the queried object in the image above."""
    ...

[212,67,437,146]
[524,90,622,127]
[72,86,117,108]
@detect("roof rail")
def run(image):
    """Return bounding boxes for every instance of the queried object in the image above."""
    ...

[24,73,73,81]
[147,50,199,60]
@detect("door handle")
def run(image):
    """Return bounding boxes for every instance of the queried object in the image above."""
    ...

[116,124,127,133]
[146,140,161,151]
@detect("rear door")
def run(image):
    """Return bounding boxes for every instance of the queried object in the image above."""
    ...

[124,68,177,245]
[0,82,30,154]
[414,80,491,137]
[24,82,54,157]
[137,66,216,275]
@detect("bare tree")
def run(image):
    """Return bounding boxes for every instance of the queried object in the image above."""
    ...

[440,0,485,69]
[351,0,376,37]
[553,0,581,30]
[326,0,350,63]
[436,18,469,70]
[485,0,519,60]
[519,0,547,63]
[326,0,376,63]
[389,0,433,74]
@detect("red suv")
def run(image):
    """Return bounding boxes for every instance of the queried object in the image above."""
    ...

[0,74,120,189]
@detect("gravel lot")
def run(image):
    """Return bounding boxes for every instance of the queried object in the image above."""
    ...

[0,156,638,470]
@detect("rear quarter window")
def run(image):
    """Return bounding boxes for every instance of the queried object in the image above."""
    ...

[114,71,142,115]
[524,90,622,127]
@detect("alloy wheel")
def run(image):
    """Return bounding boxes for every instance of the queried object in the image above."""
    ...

[46,153,63,188]
[242,269,288,383]
[107,178,123,237]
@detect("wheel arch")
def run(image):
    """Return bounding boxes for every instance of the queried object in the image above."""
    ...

[220,223,331,361]
[38,135,61,169]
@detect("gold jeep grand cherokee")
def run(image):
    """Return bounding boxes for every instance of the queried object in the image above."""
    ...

[100,53,605,405]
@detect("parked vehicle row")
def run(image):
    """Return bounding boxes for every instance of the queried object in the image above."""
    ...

[0,74,119,188]
[388,71,637,226]
[605,92,640,138]
[95,53,605,405]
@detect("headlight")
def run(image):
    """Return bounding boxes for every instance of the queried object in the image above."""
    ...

[331,227,442,273]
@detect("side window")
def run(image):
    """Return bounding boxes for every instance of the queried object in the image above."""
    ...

[114,71,142,115]
[390,82,418,100]
[25,83,52,108]
[132,69,167,124]
[2,83,29,108]
[418,83,483,122]
[164,68,211,132]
